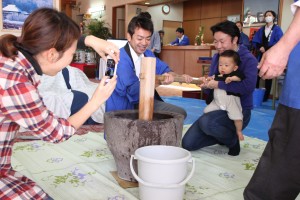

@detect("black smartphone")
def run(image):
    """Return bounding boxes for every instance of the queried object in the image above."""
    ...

[105,59,117,78]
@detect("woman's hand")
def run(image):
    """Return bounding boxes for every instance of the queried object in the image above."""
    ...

[68,76,117,129]
[84,35,120,64]
[90,76,117,107]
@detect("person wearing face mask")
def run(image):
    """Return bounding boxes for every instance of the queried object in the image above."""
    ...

[244,10,257,25]
[256,12,265,23]
[252,10,283,102]
[244,1,300,199]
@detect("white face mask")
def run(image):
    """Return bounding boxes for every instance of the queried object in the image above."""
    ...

[265,16,273,23]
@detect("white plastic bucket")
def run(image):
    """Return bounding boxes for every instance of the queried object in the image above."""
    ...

[130,145,195,200]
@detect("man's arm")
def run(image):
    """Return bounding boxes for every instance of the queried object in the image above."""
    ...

[178,36,190,46]
[153,56,193,85]
[170,38,178,45]
[259,5,300,79]
[77,35,120,65]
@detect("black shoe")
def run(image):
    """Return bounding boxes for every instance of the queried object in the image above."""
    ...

[228,140,240,156]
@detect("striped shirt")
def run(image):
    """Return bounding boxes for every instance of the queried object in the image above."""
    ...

[0,51,76,199]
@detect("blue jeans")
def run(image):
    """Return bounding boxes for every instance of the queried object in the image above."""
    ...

[182,109,251,151]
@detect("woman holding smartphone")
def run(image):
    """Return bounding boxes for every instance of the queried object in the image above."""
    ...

[0,8,118,199]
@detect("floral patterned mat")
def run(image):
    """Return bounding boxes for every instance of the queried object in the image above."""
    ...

[12,125,267,200]
[15,124,104,142]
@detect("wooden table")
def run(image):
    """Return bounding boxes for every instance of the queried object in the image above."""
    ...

[160,45,215,77]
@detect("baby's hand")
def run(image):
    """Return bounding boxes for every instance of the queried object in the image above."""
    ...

[237,131,244,141]
[207,76,214,81]
[206,79,218,89]
[199,76,213,88]
[198,77,208,87]
[198,76,206,83]
[225,77,232,84]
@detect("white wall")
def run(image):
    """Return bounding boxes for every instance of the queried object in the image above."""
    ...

[147,3,183,31]
[281,0,294,32]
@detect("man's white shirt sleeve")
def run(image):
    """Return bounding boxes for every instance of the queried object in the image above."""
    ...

[291,1,300,14]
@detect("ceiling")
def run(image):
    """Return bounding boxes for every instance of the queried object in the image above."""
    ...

[131,0,189,6]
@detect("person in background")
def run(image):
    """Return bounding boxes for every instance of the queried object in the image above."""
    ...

[256,12,265,23]
[170,27,190,46]
[252,10,283,102]
[37,66,106,124]
[244,9,257,25]
[106,14,192,118]
[159,30,165,47]
[244,1,300,199]
[203,50,245,141]
[236,21,251,50]
[139,12,161,58]
[182,20,257,156]
[0,8,118,199]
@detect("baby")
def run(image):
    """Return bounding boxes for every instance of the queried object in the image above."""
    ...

[203,50,245,140]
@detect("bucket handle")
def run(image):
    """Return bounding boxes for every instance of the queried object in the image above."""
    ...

[130,155,195,188]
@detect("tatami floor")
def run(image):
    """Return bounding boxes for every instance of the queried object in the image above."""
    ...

[13,84,279,200]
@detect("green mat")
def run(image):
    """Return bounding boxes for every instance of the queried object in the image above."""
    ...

[12,125,268,200]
